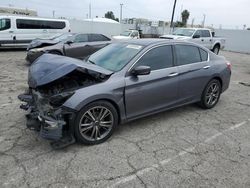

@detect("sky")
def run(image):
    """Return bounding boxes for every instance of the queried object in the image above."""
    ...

[1,0,249,29]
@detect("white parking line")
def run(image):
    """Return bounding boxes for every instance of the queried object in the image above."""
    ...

[108,120,249,188]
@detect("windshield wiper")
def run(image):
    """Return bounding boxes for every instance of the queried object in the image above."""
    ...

[88,60,96,65]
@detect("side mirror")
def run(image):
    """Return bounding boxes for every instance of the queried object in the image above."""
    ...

[65,40,73,45]
[193,35,200,39]
[131,66,151,76]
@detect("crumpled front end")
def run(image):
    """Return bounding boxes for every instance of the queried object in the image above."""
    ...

[18,88,76,142]
[18,54,112,148]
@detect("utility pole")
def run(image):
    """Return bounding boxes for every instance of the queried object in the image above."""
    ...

[170,0,177,33]
[202,14,206,27]
[120,3,123,23]
[52,10,55,18]
[191,18,195,27]
[89,3,92,19]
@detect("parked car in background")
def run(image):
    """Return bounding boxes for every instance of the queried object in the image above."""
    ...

[112,29,140,40]
[27,33,73,50]
[26,33,111,63]
[0,15,70,47]
[19,39,231,148]
[160,28,226,54]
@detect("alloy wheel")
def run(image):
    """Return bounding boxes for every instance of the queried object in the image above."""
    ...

[79,106,114,142]
[205,83,220,106]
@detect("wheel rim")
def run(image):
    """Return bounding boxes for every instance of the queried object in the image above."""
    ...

[214,47,219,54]
[205,83,220,106]
[79,106,114,142]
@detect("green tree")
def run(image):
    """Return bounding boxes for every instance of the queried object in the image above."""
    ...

[181,9,190,26]
[104,11,119,22]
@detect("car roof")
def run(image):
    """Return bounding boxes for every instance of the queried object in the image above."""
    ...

[115,38,198,47]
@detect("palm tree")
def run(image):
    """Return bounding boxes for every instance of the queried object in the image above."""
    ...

[181,10,190,27]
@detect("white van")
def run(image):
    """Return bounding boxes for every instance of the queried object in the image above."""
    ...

[0,15,70,46]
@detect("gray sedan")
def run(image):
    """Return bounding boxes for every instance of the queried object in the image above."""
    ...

[18,39,231,148]
[26,33,111,63]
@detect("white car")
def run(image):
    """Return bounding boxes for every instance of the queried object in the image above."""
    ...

[160,28,225,54]
[0,15,70,47]
[112,30,140,40]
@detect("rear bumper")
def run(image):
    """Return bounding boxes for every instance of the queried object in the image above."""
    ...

[221,69,231,93]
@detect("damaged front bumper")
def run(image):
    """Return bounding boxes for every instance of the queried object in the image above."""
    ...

[18,90,76,147]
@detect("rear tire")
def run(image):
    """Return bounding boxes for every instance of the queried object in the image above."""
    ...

[212,45,220,55]
[199,79,222,109]
[74,100,118,145]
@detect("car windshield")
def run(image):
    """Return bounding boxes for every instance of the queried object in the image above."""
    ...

[120,31,132,36]
[173,29,195,36]
[52,33,74,42]
[88,43,143,72]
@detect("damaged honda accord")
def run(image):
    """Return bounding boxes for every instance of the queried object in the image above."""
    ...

[18,39,231,149]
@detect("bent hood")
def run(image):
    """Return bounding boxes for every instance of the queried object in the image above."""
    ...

[28,54,113,88]
[27,39,58,50]
[159,34,191,40]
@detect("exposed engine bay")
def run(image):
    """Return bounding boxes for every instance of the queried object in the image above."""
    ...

[37,69,104,96]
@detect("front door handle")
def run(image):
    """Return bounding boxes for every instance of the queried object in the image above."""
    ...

[203,65,211,69]
[168,72,179,77]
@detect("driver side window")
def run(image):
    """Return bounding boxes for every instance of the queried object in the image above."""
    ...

[135,45,173,71]
[74,34,89,43]
[194,30,202,37]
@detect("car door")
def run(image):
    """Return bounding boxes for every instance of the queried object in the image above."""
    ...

[125,45,179,119]
[175,44,211,103]
[0,18,12,43]
[64,34,90,59]
[201,30,213,49]
[191,30,203,46]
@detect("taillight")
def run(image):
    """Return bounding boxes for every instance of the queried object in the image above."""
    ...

[226,61,231,71]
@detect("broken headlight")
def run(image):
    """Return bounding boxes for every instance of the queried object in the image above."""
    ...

[49,91,74,107]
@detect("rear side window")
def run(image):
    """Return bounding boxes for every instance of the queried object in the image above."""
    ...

[199,48,208,61]
[16,19,66,29]
[135,45,173,71]
[90,34,110,42]
[74,34,88,42]
[201,30,211,37]
[0,18,11,31]
[175,45,201,65]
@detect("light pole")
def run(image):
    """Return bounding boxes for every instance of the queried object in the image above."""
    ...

[170,0,177,33]
[120,3,123,23]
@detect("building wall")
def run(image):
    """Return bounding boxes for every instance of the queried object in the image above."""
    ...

[214,29,250,53]
[69,19,134,38]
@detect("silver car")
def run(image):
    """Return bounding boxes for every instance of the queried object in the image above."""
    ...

[18,39,231,148]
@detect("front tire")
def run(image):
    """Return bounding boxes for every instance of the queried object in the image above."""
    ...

[199,79,222,109]
[74,101,118,145]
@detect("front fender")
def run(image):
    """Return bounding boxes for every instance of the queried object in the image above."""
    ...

[63,77,126,122]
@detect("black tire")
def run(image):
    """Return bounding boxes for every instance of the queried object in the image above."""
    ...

[199,79,222,109]
[49,51,62,55]
[74,100,118,145]
[212,45,220,55]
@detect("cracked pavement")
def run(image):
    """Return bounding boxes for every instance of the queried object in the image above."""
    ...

[0,50,250,188]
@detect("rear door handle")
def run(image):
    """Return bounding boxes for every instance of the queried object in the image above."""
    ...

[9,31,14,33]
[168,72,179,77]
[203,65,211,69]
